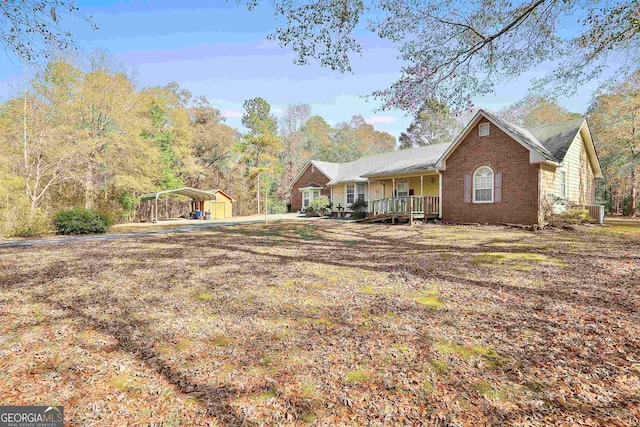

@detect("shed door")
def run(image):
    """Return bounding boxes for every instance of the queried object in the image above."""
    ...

[213,202,226,218]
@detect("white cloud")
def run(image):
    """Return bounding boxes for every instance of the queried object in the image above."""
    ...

[222,109,243,118]
[365,115,396,125]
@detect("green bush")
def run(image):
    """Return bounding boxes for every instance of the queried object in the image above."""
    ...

[115,189,137,220]
[54,208,112,235]
[350,199,368,212]
[268,199,288,214]
[308,196,330,213]
[548,206,592,226]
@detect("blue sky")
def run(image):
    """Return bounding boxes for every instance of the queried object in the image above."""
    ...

[0,0,610,140]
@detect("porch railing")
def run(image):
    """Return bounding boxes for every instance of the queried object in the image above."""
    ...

[368,196,439,216]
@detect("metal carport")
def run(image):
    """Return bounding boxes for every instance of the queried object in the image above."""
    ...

[140,187,218,223]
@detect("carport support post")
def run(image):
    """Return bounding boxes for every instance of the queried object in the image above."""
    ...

[154,197,158,224]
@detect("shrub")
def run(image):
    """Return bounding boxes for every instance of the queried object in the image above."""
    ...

[1,199,52,238]
[308,196,330,213]
[115,189,137,220]
[268,199,288,214]
[5,211,52,238]
[548,206,592,226]
[350,199,368,212]
[54,208,112,235]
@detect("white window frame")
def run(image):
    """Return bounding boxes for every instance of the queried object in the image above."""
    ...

[479,123,490,137]
[356,182,367,202]
[559,170,567,198]
[302,188,321,208]
[473,166,494,203]
[345,184,355,205]
[397,180,409,197]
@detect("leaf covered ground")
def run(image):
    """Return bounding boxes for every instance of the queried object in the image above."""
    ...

[0,220,639,426]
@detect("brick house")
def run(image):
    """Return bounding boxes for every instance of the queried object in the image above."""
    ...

[290,161,336,212]
[289,110,603,225]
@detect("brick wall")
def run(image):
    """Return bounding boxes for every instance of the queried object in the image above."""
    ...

[290,163,332,211]
[441,118,541,225]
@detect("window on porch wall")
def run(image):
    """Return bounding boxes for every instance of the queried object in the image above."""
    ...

[357,183,367,202]
[397,180,409,197]
[346,185,355,204]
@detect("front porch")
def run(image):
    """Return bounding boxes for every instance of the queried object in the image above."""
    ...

[367,196,440,224]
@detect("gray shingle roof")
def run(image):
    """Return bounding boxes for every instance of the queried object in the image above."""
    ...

[323,143,450,184]
[529,118,585,162]
[301,112,587,186]
[311,160,341,181]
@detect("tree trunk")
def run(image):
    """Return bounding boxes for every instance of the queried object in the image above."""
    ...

[30,199,37,220]
[256,173,261,215]
[84,163,93,209]
[631,166,637,217]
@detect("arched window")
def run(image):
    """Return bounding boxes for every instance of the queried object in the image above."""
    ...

[473,166,494,203]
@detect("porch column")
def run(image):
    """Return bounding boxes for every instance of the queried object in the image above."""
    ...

[438,172,443,218]
[420,175,424,197]
[392,178,395,197]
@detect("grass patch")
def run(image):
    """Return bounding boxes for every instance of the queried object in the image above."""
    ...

[299,412,317,423]
[422,379,435,393]
[345,369,371,383]
[391,343,412,354]
[361,285,393,295]
[429,359,450,375]
[294,224,322,241]
[175,339,193,351]
[211,337,232,347]
[194,291,214,301]
[414,295,443,309]
[471,252,566,268]
[435,341,511,367]
[110,374,138,390]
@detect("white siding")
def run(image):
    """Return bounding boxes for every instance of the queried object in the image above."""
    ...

[546,134,595,205]
[555,133,595,205]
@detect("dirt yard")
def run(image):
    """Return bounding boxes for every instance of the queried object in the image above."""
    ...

[0,220,638,426]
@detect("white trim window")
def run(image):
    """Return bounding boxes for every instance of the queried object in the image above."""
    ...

[346,184,355,205]
[356,183,367,202]
[559,170,567,198]
[473,166,494,203]
[302,189,321,208]
[479,123,490,137]
[397,180,409,197]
